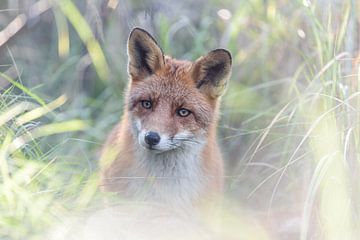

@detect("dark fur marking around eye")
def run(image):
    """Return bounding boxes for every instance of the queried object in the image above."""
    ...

[196,62,225,89]
[134,40,153,74]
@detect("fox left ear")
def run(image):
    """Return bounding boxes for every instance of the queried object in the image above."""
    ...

[192,49,232,99]
[127,28,165,81]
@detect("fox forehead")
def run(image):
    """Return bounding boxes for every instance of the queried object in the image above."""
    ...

[128,57,214,108]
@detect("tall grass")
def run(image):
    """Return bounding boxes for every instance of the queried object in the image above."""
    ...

[0,76,93,239]
[0,0,359,239]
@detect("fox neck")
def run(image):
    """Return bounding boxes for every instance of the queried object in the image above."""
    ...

[127,129,207,208]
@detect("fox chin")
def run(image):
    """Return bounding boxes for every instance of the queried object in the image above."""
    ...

[99,27,232,209]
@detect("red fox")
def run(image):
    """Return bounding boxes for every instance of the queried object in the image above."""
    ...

[100,28,232,209]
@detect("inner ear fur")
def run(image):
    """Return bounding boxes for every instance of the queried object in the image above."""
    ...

[192,49,232,99]
[127,28,164,80]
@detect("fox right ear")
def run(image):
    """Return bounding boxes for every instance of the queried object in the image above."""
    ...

[127,28,165,81]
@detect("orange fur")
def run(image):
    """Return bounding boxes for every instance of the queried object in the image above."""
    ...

[100,28,231,208]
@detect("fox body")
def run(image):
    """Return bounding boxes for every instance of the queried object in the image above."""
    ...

[100,28,232,209]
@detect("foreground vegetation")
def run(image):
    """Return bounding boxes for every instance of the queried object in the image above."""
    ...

[0,0,359,239]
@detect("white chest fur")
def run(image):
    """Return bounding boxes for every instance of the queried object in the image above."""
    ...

[127,146,206,208]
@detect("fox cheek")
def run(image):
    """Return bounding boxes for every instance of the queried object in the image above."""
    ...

[134,118,142,132]
[129,116,142,138]
[192,49,232,99]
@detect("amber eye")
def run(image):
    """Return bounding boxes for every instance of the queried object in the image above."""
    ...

[177,108,191,117]
[141,100,152,109]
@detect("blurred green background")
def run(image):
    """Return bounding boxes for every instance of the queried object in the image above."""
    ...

[0,0,360,239]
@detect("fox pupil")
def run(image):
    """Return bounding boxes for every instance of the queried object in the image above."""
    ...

[177,108,191,117]
[141,100,152,109]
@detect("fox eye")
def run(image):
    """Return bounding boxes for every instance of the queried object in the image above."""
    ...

[177,108,191,117]
[141,100,152,109]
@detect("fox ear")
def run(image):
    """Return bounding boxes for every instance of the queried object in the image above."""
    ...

[127,28,164,80]
[192,49,232,99]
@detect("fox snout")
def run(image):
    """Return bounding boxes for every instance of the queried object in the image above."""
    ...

[137,129,178,153]
[144,131,161,146]
[134,122,203,153]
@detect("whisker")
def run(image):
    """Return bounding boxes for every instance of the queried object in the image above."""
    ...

[168,143,180,147]
[172,137,201,144]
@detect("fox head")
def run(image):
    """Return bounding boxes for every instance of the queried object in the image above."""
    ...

[126,28,231,153]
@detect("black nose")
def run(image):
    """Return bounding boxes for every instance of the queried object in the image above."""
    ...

[144,131,161,146]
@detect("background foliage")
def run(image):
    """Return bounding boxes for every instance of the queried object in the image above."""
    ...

[0,0,359,239]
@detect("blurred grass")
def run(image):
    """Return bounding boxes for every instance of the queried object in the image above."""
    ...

[0,75,92,239]
[0,0,359,239]
[57,0,109,81]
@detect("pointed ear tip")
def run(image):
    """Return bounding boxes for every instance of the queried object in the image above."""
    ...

[128,27,160,49]
[210,49,232,65]
[129,27,146,39]
[128,27,154,42]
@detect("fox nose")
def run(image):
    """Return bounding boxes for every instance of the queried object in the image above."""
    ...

[144,131,161,146]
